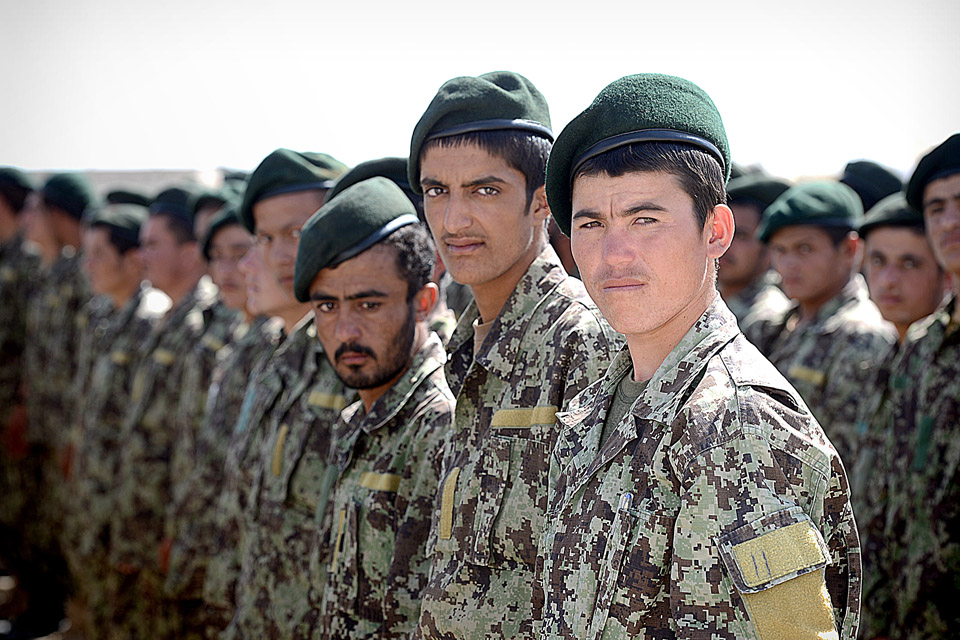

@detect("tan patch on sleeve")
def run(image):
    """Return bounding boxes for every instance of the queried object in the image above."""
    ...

[330,508,347,573]
[271,424,290,478]
[731,521,827,588]
[741,570,838,640]
[152,348,176,365]
[787,365,826,387]
[358,472,401,492]
[439,467,461,540]
[490,405,558,428]
[308,390,347,411]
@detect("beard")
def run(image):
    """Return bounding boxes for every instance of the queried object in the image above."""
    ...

[332,306,417,390]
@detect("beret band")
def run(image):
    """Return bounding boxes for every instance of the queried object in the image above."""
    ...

[330,213,419,271]
[427,118,554,143]
[259,180,336,202]
[571,128,725,184]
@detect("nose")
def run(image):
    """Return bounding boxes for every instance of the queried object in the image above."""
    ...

[875,264,899,291]
[441,193,472,235]
[601,228,637,267]
[334,308,362,344]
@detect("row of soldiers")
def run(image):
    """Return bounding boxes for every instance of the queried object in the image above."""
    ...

[0,70,956,640]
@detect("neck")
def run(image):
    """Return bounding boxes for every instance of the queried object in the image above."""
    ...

[356,323,427,413]
[110,281,141,310]
[625,284,715,382]
[798,277,848,321]
[164,272,203,308]
[470,236,544,324]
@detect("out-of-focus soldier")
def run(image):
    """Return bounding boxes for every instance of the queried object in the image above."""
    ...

[859,133,960,639]
[750,181,896,465]
[292,178,454,638]
[220,149,354,640]
[839,159,903,213]
[717,173,792,336]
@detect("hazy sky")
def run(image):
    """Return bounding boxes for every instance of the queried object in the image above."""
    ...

[1,0,957,182]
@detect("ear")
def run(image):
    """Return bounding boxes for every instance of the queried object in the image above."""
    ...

[413,282,439,321]
[529,185,551,223]
[705,203,735,260]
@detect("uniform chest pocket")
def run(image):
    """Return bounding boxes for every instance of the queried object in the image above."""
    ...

[589,502,672,640]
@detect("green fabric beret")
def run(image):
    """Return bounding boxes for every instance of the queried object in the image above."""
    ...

[42,173,97,220]
[294,177,419,302]
[202,201,243,261]
[239,149,348,233]
[0,167,34,212]
[546,73,731,236]
[328,157,411,201]
[727,174,792,211]
[87,203,149,247]
[106,189,151,207]
[408,71,553,194]
[840,160,902,212]
[150,185,200,227]
[859,193,923,238]
[756,181,863,243]
[906,133,960,211]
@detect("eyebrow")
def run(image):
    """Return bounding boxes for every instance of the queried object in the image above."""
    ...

[420,175,509,190]
[572,201,669,221]
[310,289,389,302]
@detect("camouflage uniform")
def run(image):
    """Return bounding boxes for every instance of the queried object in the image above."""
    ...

[62,286,170,638]
[223,315,353,640]
[109,277,220,639]
[319,333,454,639]
[723,271,791,341]
[859,295,960,638]
[415,246,621,640]
[749,275,895,465]
[165,315,283,636]
[540,296,861,639]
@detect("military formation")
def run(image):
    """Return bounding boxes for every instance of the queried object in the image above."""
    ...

[0,71,956,640]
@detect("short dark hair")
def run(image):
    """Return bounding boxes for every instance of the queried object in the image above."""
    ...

[575,142,726,230]
[421,130,552,210]
[379,222,436,302]
[90,221,140,255]
[859,220,925,242]
[152,212,196,244]
[0,183,30,214]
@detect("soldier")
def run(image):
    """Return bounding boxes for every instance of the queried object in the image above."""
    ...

[291,178,454,638]
[324,157,459,343]
[108,186,216,639]
[859,193,947,342]
[839,159,903,213]
[750,181,896,465]
[408,71,621,640]
[221,149,353,639]
[539,72,860,639]
[859,133,960,639]
[62,201,170,639]
[716,173,792,335]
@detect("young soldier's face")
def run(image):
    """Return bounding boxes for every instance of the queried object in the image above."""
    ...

[309,243,435,395]
[238,241,291,318]
[864,227,944,330]
[768,226,855,307]
[922,172,960,278]
[252,189,327,299]
[139,215,192,296]
[420,143,549,294]
[570,171,729,337]
[208,224,253,312]
[82,226,138,299]
[718,203,766,287]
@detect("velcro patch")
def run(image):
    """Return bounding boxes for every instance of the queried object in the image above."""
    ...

[439,467,461,540]
[490,405,558,429]
[787,366,825,387]
[308,390,347,411]
[272,424,290,478]
[359,472,401,492]
[730,521,827,591]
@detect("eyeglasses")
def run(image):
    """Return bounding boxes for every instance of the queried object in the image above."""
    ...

[255,227,301,247]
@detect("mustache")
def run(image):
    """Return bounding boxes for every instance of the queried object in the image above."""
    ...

[335,342,376,361]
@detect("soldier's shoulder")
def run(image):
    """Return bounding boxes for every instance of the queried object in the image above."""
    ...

[833,295,896,343]
[538,275,620,347]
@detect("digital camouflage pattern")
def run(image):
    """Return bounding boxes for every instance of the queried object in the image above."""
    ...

[224,316,353,640]
[109,277,220,639]
[415,246,621,640]
[319,333,453,639]
[540,296,860,640]
[724,271,791,341]
[748,275,895,466]
[165,315,283,633]
[61,285,170,639]
[859,295,960,639]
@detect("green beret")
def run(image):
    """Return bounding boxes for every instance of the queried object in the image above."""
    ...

[150,185,200,227]
[87,203,149,247]
[839,160,902,212]
[192,187,229,216]
[328,157,411,201]
[859,193,923,239]
[0,167,34,213]
[294,177,419,302]
[546,73,731,236]
[756,181,863,244]
[408,71,553,194]
[202,201,243,261]
[727,174,792,211]
[239,149,348,233]
[106,189,151,207]
[906,133,960,211]
[41,173,97,219]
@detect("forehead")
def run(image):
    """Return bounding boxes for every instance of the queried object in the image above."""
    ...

[420,141,520,182]
[310,243,405,295]
[141,215,174,240]
[923,172,960,205]
[571,170,689,207]
[865,226,933,256]
[210,224,252,248]
[252,189,326,232]
[768,225,835,247]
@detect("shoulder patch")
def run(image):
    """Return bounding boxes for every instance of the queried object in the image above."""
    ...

[308,390,347,411]
[787,365,826,387]
[490,405,558,429]
[358,472,402,493]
